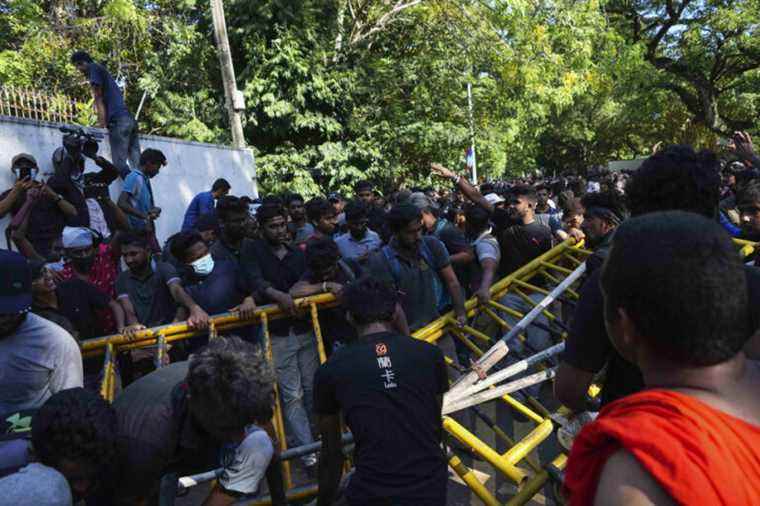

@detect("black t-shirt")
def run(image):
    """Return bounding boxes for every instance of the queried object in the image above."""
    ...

[314,331,448,505]
[498,221,553,278]
[56,278,111,340]
[562,265,760,407]
[299,261,360,352]
[184,260,256,346]
[368,207,389,243]
[241,239,309,336]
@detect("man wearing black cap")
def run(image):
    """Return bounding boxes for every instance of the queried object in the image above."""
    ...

[1,154,78,257]
[0,254,82,479]
[0,251,83,413]
[0,154,40,217]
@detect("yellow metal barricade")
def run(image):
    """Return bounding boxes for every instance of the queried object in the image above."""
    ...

[82,237,757,505]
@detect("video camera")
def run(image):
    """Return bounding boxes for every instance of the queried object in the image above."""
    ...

[59,125,104,159]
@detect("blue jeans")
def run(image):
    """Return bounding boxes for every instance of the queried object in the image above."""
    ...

[271,329,319,451]
[108,115,141,179]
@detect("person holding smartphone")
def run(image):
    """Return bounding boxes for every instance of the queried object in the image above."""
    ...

[1,153,79,257]
[0,153,39,217]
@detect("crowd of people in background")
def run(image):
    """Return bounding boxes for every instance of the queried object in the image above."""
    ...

[1,49,760,506]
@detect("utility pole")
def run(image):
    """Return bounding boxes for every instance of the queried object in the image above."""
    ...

[210,0,245,149]
[466,79,477,183]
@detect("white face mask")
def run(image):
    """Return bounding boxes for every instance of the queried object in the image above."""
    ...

[191,254,214,276]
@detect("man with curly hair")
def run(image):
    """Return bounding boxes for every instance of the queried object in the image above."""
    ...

[110,337,286,506]
[564,211,760,505]
[0,388,117,504]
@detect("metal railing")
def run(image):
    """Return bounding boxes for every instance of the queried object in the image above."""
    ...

[81,237,758,505]
[0,85,85,124]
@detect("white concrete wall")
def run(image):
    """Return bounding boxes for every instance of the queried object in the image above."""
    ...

[0,115,257,246]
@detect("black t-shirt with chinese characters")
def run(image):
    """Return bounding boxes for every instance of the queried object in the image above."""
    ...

[314,331,449,506]
[561,265,760,407]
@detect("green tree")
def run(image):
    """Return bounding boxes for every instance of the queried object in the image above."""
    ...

[607,0,760,134]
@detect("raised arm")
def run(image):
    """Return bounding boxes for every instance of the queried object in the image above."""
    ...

[431,163,493,212]
[0,178,34,217]
[10,201,45,261]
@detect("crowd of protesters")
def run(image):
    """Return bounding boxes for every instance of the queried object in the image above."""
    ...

[1,51,760,506]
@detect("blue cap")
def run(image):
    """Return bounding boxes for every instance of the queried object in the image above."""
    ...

[0,250,32,315]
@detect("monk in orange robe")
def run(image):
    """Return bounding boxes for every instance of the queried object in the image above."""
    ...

[563,211,760,505]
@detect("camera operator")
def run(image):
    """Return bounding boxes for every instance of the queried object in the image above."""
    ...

[46,126,121,240]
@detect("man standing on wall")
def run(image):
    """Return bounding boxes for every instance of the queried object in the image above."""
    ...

[71,50,140,179]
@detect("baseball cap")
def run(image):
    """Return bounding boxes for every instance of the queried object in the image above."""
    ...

[11,153,37,168]
[408,192,439,212]
[0,251,32,314]
[484,193,505,205]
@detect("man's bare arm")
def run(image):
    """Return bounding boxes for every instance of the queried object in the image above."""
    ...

[92,84,107,128]
[431,163,493,212]
[439,264,467,323]
[594,450,675,506]
[316,413,344,506]
[118,191,147,221]
[554,361,595,412]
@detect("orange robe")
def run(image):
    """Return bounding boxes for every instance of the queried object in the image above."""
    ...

[564,389,760,505]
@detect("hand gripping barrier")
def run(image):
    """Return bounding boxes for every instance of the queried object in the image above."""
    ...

[81,238,757,505]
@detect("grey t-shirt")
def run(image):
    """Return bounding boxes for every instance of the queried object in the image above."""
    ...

[218,425,273,495]
[0,314,83,413]
[0,463,72,506]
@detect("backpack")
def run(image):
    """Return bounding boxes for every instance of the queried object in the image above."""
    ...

[382,237,451,313]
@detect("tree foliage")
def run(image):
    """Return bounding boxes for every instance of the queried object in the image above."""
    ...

[0,0,757,194]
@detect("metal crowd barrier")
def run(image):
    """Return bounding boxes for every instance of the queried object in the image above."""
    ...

[80,237,758,505]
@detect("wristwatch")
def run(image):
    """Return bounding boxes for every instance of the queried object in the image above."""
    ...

[451,175,461,185]
[55,194,63,203]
